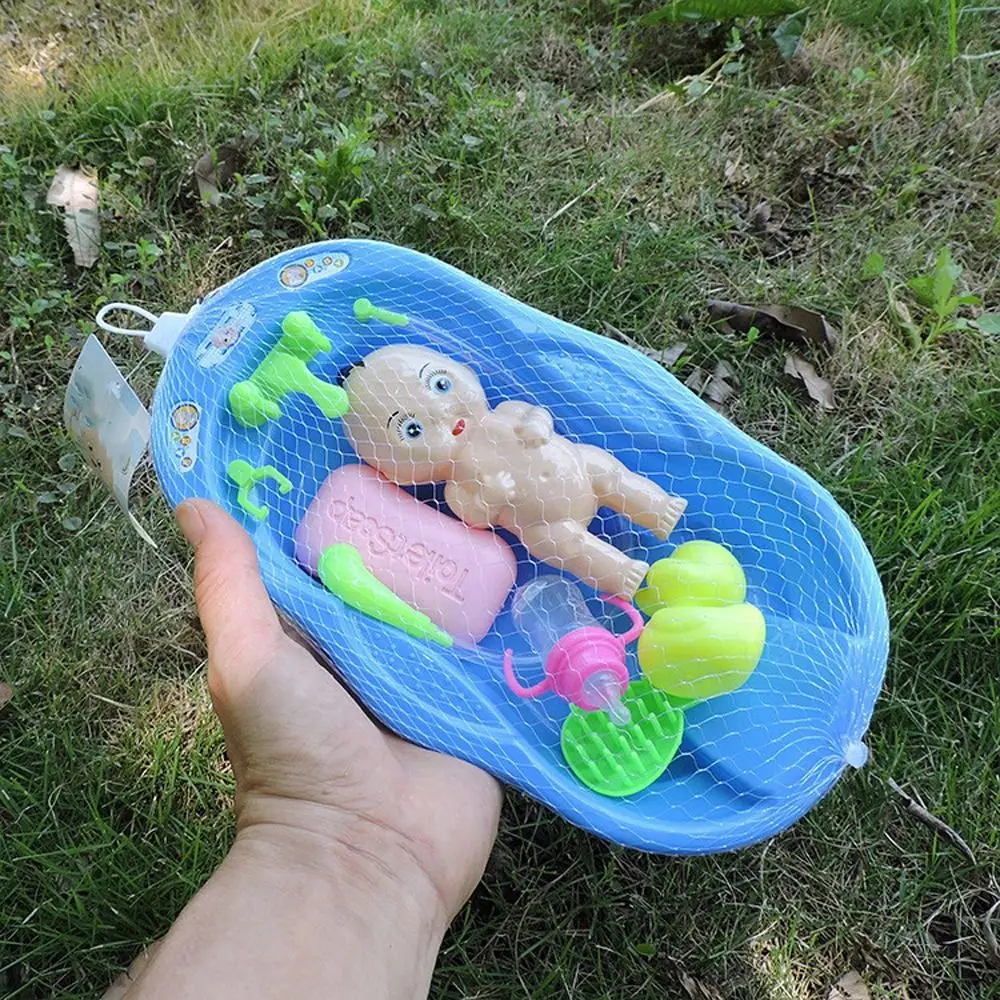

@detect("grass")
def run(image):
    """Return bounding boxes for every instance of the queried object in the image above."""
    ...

[2,0,1000,996]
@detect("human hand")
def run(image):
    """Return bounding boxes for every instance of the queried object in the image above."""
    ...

[175,499,502,930]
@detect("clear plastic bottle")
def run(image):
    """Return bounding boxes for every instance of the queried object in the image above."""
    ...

[511,577,595,659]
[506,577,636,726]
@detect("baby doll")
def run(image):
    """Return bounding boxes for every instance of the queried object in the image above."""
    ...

[341,345,686,597]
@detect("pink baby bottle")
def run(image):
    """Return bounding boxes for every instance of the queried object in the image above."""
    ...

[503,577,644,726]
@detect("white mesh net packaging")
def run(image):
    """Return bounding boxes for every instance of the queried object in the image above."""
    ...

[147,239,889,854]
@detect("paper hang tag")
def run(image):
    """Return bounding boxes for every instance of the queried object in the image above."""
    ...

[64,335,155,547]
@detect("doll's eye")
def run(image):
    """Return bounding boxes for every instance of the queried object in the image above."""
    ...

[425,369,452,394]
[400,417,424,440]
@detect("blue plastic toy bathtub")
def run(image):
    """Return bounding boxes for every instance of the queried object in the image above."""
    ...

[151,239,888,854]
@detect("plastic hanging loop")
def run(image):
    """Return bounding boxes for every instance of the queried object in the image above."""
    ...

[95,302,160,338]
[94,302,192,357]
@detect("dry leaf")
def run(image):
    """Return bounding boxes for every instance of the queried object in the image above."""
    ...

[784,354,835,410]
[828,970,870,1000]
[685,366,706,392]
[0,682,11,712]
[194,144,240,206]
[194,157,220,205]
[680,972,724,1000]
[613,235,628,271]
[888,294,921,343]
[705,372,735,405]
[724,151,751,187]
[686,361,736,414]
[661,341,688,367]
[892,298,913,325]
[713,359,736,382]
[708,299,839,350]
[747,199,772,233]
[46,166,100,267]
[603,324,686,369]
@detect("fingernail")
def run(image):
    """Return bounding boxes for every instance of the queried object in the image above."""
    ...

[176,500,206,547]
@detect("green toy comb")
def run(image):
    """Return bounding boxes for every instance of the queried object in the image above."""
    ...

[560,678,684,797]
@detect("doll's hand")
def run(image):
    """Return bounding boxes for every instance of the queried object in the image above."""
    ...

[175,500,502,928]
[477,469,519,512]
[515,411,554,447]
[496,401,554,447]
[515,406,554,447]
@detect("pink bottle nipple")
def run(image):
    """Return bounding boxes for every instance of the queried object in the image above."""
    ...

[503,595,643,726]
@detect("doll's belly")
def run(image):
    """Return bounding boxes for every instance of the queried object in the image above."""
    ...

[501,453,598,528]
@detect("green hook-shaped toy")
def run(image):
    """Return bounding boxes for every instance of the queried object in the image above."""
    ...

[227,459,293,521]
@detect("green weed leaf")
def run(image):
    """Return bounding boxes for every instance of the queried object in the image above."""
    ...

[908,274,936,307]
[861,251,885,280]
[930,246,960,315]
[772,9,808,59]
[975,312,1000,335]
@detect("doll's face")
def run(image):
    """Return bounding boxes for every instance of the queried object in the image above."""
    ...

[212,325,240,349]
[341,345,488,484]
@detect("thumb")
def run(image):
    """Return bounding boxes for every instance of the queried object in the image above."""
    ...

[176,499,285,684]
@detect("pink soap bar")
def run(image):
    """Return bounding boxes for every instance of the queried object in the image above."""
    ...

[295,464,517,644]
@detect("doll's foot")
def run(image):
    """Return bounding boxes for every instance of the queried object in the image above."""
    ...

[620,559,650,599]
[654,495,687,540]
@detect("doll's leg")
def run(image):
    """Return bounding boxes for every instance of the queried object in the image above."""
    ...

[581,446,687,541]
[519,520,649,598]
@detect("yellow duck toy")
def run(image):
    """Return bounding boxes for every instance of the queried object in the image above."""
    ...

[636,541,766,703]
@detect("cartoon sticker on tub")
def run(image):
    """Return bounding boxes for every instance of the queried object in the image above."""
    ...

[278,252,349,290]
[170,402,201,472]
[195,302,255,368]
